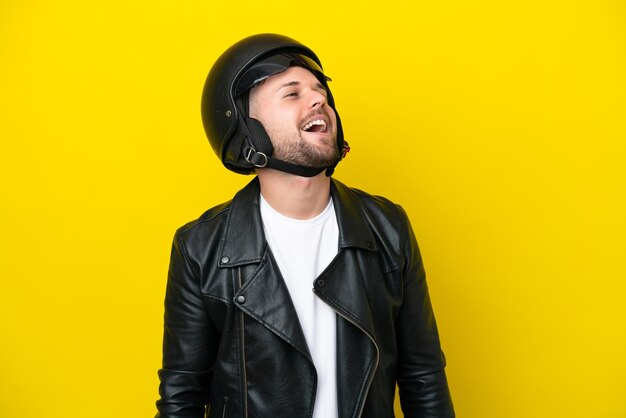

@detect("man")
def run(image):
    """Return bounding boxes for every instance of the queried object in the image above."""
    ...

[156,34,454,418]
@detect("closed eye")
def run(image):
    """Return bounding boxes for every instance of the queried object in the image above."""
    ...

[314,83,328,98]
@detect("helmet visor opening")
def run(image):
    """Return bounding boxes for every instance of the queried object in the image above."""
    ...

[234,52,331,97]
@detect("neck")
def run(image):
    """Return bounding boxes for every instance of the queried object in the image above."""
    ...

[256,168,331,220]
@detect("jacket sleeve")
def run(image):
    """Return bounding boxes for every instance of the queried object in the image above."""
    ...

[395,207,455,418]
[156,231,217,418]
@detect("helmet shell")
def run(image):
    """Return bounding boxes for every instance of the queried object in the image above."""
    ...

[201,33,344,174]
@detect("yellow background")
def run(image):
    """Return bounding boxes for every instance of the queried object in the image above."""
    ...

[1,1,625,417]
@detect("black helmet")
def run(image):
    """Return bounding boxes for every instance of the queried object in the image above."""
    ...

[201,33,348,176]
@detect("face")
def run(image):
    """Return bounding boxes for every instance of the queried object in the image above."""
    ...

[248,66,339,168]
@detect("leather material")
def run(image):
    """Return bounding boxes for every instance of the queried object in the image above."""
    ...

[156,178,454,417]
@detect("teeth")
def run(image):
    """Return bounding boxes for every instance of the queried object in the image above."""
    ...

[302,119,327,132]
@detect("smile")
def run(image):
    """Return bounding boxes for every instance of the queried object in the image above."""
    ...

[301,119,327,133]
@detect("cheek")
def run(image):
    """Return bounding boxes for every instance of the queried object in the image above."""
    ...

[329,108,338,132]
[263,113,298,139]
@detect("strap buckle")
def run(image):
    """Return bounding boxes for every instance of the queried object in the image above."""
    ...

[244,147,268,168]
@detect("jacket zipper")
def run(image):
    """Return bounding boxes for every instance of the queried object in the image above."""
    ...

[338,310,380,418]
[316,290,380,418]
[221,396,229,418]
[237,268,249,418]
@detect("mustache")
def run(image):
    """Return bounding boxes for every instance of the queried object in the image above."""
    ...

[300,108,329,125]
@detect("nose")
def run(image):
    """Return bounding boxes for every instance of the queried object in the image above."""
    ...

[308,89,328,108]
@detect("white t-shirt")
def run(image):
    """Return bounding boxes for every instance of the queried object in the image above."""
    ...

[260,194,339,418]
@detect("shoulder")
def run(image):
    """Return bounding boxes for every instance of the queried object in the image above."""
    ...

[332,180,424,274]
[170,200,234,268]
[176,200,232,239]
[331,179,414,262]
[175,177,259,242]
[333,179,409,229]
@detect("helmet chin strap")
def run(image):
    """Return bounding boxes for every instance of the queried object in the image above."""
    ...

[242,116,339,178]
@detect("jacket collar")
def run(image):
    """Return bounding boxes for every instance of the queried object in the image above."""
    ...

[218,177,377,267]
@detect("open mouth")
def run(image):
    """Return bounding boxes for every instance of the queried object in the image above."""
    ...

[301,119,327,133]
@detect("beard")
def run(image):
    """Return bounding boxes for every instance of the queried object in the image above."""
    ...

[271,133,340,168]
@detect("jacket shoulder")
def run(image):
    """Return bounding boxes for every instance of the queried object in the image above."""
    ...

[337,181,409,230]
[175,200,232,242]
[332,179,413,262]
[351,186,404,213]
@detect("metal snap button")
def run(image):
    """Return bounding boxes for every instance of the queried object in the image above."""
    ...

[221,256,230,264]
[237,295,246,304]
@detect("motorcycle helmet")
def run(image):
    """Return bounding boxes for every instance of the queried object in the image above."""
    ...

[201,33,348,176]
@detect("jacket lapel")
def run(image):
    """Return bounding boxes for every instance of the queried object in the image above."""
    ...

[328,180,382,417]
[218,178,311,360]
[326,179,380,338]
[217,178,265,268]
[235,250,312,360]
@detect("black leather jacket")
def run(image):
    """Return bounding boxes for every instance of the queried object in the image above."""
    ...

[156,178,454,418]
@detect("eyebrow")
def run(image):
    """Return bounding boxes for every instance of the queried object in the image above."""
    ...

[278,80,326,92]
[279,81,301,89]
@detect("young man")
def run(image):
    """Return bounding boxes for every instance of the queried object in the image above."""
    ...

[156,34,454,418]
